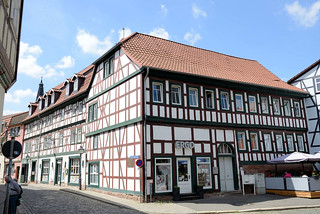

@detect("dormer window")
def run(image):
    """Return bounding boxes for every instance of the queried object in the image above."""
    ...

[51,92,55,104]
[39,100,43,111]
[45,95,51,108]
[74,78,78,92]
[103,56,114,78]
[65,83,69,97]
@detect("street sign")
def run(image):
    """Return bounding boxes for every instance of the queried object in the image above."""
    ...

[136,159,144,168]
[130,155,140,159]
[1,140,22,159]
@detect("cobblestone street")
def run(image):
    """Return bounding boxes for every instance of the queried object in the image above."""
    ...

[0,184,144,214]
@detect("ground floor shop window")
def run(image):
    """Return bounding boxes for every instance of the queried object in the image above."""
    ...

[89,163,99,186]
[196,157,212,189]
[41,160,49,183]
[155,158,172,193]
[69,158,80,184]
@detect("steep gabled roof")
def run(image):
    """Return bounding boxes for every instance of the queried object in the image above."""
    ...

[120,32,306,94]
[23,65,94,122]
[288,59,320,84]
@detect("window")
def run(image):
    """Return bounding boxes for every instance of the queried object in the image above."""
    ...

[220,91,230,110]
[189,87,198,107]
[205,90,215,109]
[77,128,82,144]
[69,158,80,184]
[93,135,98,149]
[196,157,212,189]
[316,78,320,92]
[61,109,65,121]
[59,133,63,147]
[261,97,269,114]
[235,94,244,111]
[273,98,280,115]
[51,92,55,104]
[74,78,78,92]
[284,100,291,116]
[88,103,98,122]
[287,135,294,152]
[249,133,259,151]
[78,103,83,115]
[263,134,272,152]
[41,161,49,183]
[249,95,257,113]
[71,130,76,144]
[43,137,52,150]
[171,85,181,105]
[152,82,163,103]
[237,132,246,150]
[72,104,77,116]
[103,57,114,78]
[65,83,69,97]
[297,136,305,152]
[155,158,172,193]
[276,135,284,152]
[35,139,40,151]
[294,101,301,117]
[89,163,99,186]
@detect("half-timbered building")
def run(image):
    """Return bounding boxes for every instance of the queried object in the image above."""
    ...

[288,59,320,156]
[22,65,94,187]
[85,32,309,200]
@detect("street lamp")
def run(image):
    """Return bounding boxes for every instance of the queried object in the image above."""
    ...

[26,154,30,183]
[78,146,85,190]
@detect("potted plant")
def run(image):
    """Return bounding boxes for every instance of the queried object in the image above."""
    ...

[173,186,180,201]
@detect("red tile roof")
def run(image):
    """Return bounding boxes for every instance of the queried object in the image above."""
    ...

[121,33,306,94]
[24,65,94,122]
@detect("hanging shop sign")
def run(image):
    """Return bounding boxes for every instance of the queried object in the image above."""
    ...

[175,141,195,149]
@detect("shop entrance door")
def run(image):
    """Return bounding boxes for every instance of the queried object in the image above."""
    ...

[55,159,62,185]
[31,161,36,182]
[176,157,192,194]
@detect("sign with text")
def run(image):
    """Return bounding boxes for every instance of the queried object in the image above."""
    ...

[175,141,195,149]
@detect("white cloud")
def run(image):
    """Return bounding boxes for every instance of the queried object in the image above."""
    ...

[184,30,202,45]
[192,4,207,18]
[285,1,320,27]
[161,4,168,16]
[149,28,170,40]
[5,88,37,104]
[118,28,133,41]
[55,56,75,69]
[18,42,65,79]
[76,29,114,55]
[3,109,23,116]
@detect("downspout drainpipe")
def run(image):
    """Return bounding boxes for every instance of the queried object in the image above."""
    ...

[143,67,149,203]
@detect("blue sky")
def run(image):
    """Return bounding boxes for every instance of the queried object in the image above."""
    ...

[3,0,320,115]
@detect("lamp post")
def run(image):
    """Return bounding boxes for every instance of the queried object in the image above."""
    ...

[26,154,30,183]
[78,146,85,190]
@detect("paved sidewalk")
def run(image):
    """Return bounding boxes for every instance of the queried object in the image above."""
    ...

[18,184,320,213]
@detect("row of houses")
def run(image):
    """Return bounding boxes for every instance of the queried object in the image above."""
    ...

[1,32,319,200]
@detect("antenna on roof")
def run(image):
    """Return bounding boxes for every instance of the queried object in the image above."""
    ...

[122,27,125,40]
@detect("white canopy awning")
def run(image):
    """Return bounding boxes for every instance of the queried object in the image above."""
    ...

[267,152,320,164]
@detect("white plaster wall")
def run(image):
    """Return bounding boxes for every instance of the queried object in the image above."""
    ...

[194,128,210,141]
[153,125,172,140]
[174,127,192,140]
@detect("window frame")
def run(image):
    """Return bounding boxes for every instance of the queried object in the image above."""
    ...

[220,90,230,111]
[154,157,173,194]
[204,89,215,110]
[294,101,301,117]
[235,93,244,112]
[297,135,305,152]
[236,131,247,151]
[196,157,212,189]
[170,84,182,106]
[275,134,284,152]
[103,56,114,79]
[93,135,98,150]
[261,96,269,114]
[248,95,257,113]
[283,99,291,117]
[315,78,320,92]
[272,98,281,115]
[71,130,76,145]
[151,81,164,104]
[41,159,50,183]
[263,133,273,152]
[68,157,80,185]
[188,86,199,108]
[59,132,64,147]
[88,103,98,122]
[77,128,82,144]
[249,132,259,151]
[88,162,99,187]
[287,135,295,152]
